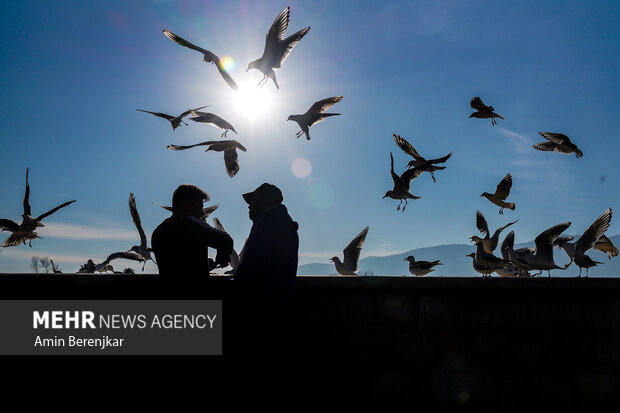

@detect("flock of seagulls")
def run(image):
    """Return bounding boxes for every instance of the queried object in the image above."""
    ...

[1,6,617,278]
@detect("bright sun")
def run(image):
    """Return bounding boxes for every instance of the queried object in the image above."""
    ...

[232,81,273,120]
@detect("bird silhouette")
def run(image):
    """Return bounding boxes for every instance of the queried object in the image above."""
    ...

[393,134,451,182]
[330,226,369,275]
[0,169,76,247]
[189,110,237,137]
[167,139,247,177]
[533,132,583,158]
[403,255,442,276]
[128,193,154,271]
[383,152,422,211]
[287,96,342,140]
[162,29,238,90]
[247,6,310,89]
[593,235,618,259]
[469,96,504,126]
[470,210,518,254]
[136,106,207,131]
[481,174,515,214]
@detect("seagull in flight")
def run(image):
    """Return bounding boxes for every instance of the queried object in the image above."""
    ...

[593,235,618,259]
[189,110,237,137]
[247,6,310,89]
[533,132,583,158]
[128,193,154,271]
[212,217,241,271]
[403,255,442,276]
[0,169,76,247]
[330,226,369,275]
[383,152,422,211]
[393,134,451,182]
[287,96,342,140]
[78,252,145,274]
[162,29,238,90]
[167,139,247,177]
[469,97,504,126]
[481,174,515,214]
[555,208,612,277]
[136,106,207,131]
[470,210,518,254]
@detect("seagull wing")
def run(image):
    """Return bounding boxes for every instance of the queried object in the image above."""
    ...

[36,200,76,221]
[136,109,175,121]
[393,134,423,160]
[202,204,219,218]
[576,208,613,252]
[153,203,174,213]
[129,193,147,247]
[163,29,210,56]
[178,105,209,119]
[534,222,571,262]
[98,251,145,269]
[428,152,452,165]
[343,226,369,272]
[223,148,240,177]
[167,141,217,151]
[231,140,247,152]
[476,210,490,237]
[307,96,343,116]
[0,219,19,232]
[277,26,310,68]
[265,7,290,47]
[23,168,31,217]
[539,132,569,145]
[470,97,489,111]
[213,61,239,90]
[190,112,235,132]
[494,174,513,200]
[400,166,423,186]
[533,142,558,152]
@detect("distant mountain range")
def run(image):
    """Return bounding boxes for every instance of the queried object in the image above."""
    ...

[297,235,620,277]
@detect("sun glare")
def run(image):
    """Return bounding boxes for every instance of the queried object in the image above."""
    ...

[232,82,273,120]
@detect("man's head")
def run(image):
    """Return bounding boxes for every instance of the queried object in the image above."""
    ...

[242,183,283,221]
[172,184,210,217]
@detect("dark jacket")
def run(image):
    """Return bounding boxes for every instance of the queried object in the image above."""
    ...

[233,204,299,289]
[151,215,233,277]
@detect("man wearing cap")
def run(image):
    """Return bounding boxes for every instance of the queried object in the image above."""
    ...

[233,183,299,290]
[151,184,233,277]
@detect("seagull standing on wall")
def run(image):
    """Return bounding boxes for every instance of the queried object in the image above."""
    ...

[162,29,238,90]
[0,169,76,247]
[470,210,518,254]
[287,96,342,140]
[330,226,369,275]
[403,256,442,276]
[247,6,310,89]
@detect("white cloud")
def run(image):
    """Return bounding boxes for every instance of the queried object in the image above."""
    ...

[39,221,141,241]
[496,127,533,153]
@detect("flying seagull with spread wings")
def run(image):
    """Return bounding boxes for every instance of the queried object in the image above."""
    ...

[481,173,515,214]
[469,96,504,126]
[533,132,583,158]
[392,134,451,182]
[167,139,247,177]
[330,226,369,275]
[0,169,76,247]
[162,29,238,90]
[136,105,207,131]
[189,110,237,137]
[470,210,518,254]
[383,152,422,212]
[287,96,342,140]
[247,6,310,89]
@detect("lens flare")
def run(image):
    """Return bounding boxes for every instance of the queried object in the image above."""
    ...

[291,158,312,178]
[220,55,235,72]
[307,182,335,210]
[232,82,273,120]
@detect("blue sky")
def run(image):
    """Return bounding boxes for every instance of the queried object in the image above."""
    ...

[0,0,619,273]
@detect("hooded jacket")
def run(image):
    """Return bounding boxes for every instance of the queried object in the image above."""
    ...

[233,204,299,290]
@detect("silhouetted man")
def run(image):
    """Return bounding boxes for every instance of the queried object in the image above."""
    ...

[151,184,233,277]
[233,183,299,290]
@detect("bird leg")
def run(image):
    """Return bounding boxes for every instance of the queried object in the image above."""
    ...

[499,207,504,215]
[402,199,408,212]
[221,130,228,137]
[397,199,403,211]
[578,267,582,278]
[430,172,437,183]
[295,130,304,138]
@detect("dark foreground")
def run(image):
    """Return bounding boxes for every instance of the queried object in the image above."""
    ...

[2,274,620,407]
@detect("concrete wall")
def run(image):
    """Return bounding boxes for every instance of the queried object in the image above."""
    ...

[1,274,619,406]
